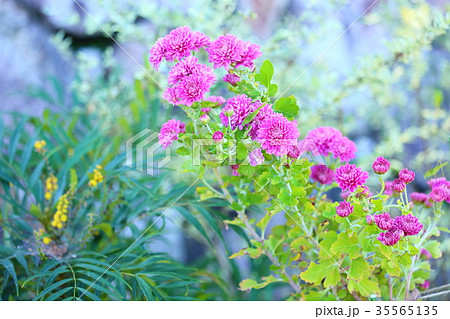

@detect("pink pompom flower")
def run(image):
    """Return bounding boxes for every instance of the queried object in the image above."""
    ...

[219,95,255,130]
[257,113,300,157]
[393,214,423,236]
[165,73,215,107]
[158,119,186,149]
[392,179,406,193]
[336,201,353,217]
[212,131,224,142]
[374,212,394,230]
[333,163,369,193]
[399,168,415,184]
[372,156,390,174]
[330,136,357,162]
[377,229,404,246]
[207,34,261,70]
[149,26,210,70]
[310,165,334,185]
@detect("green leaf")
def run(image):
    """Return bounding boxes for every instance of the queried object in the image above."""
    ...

[1,259,18,295]
[422,240,442,258]
[176,207,213,246]
[273,96,300,118]
[348,278,380,298]
[277,188,298,206]
[255,60,274,88]
[239,275,282,291]
[33,278,73,300]
[70,168,78,189]
[331,231,360,259]
[300,259,340,288]
[348,257,370,282]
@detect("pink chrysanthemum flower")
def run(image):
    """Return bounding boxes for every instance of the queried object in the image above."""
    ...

[223,73,241,86]
[377,229,404,246]
[331,136,357,162]
[392,179,406,193]
[206,96,226,106]
[248,103,274,140]
[333,163,369,192]
[427,177,447,188]
[234,42,262,70]
[428,178,450,203]
[168,56,214,85]
[248,148,264,167]
[310,165,334,185]
[393,214,423,236]
[207,34,245,69]
[399,168,415,184]
[287,144,301,159]
[336,201,353,217]
[207,34,261,70]
[149,26,210,69]
[162,87,179,105]
[212,131,224,142]
[372,156,391,174]
[219,95,254,130]
[374,212,394,230]
[149,38,167,70]
[167,74,215,106]
[302,127,342,156]
[429,185,450,203]
[257,113,300,157]
[410,192,428,203]
[158,119,186,149]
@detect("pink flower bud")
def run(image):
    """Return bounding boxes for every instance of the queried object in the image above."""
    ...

[372,156,390,174]
[399,168,415,184]
[212,131,224,142]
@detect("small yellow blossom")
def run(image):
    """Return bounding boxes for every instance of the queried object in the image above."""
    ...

[34,140,46,151]
[88,165,104,188]
[42,237,52,245]
[44,175,58,200]
[51,193,69,229]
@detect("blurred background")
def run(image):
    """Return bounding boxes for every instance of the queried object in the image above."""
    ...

[0,0,449,300]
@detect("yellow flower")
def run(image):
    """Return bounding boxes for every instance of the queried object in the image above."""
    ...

[43,237,52,245]
[51,193,70,229]
[88,165,104,188]
[44,175,58,200]
[34,140,46,150]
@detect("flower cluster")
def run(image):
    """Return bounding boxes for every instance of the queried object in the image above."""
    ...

[373,212,423,246]
[300,127,356,162]
[44,175,58,200]
[51,194,69,229]
[88,165,104,188]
